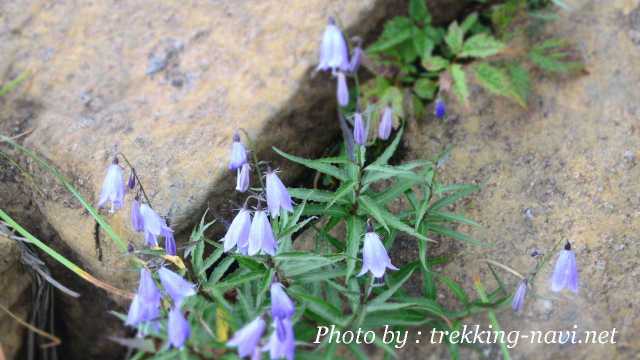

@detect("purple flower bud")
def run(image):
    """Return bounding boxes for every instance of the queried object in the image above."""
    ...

[316,18,349,72]
[236,163,251,193]
[158,267,196,306]
[434,98,446,119]
[168,306,190,348]
[511,279,528,313]
[228,316,266,358]
[357,231,398,278]
[229,134,248,171]
[140,204,163,247]
[127,172,136,190]
[270,282,295,320]
[348,46,362,73]
[163,226,176,256]
[222,208,252,253]
[98,162,125,213]
[126,268,161,326]
[265,318,295,360]
[248,210,277,256]
[336,72,349,107]
[265,171,293,218]
[353,112,367,146]
[378,106,393,140]
[550,242,579,293]
[131,199,144,233]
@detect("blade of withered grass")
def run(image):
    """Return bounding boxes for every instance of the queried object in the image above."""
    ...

[0,210,133,299]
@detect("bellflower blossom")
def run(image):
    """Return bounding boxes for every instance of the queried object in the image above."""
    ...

[229,133,248,171]
[163,226,176,256]
[434,98,446,119]
[168,306,190,348]
[126,268,161,326]
[98,159,125,213]
[316,18,349,72]
[348,45,362,73]
[139,204,164,247]
[265,171,293,217]
[353,112,367,145]
[378,106,393,140]
[336,72,349,107]
[228,316,266,358]
[130,198,144,233]
[265,317,295,360]
[236,163,251,193]
[223,208,252,253]
[248,210,277,256]
[358,230,398,278]
[271,282,295,340]
[550,242,579,293]
[158,267,196,306]
[511,279,528,313]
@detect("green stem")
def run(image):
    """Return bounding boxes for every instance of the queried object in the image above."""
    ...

[473,278,511,360]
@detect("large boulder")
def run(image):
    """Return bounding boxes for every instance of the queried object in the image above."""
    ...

[0,0,472,358]
[397,0,640,358]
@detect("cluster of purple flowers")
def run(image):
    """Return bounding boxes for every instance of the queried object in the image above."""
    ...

[98,157,177,256]
[126,267,196,348]
[511,241,579,313]
[228,282,296,360]
[98,156,197,347]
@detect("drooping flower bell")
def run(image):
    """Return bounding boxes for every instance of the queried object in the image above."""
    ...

[228,316,266,358]
[511,279,528,313]
[126,268,161,326]
[236,163,251,193]
[223,208,252,253]
[248,210,277,256]
[127,172,136,190]
[550,241,579,293]
[358,224,398,278]
[434,98,446,119]
[229,133,248,171]
[265,170,293,218]
[130,198,144,233]
[139,204,164,247]
[316,17,349,72]
[163,225,176,256]
[353,112,367,146]
[168,306,190,348]
[98,158,125,213]
[271,282,295,341]
[378,106,393,140]
[158,267,196,306]
[336,72,349,107]
[348,43,363,73]
[265,317,295,360]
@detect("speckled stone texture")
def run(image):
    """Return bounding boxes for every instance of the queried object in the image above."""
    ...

[395,0,640,358]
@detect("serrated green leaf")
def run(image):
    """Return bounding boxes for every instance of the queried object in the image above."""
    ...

[460,12,478,33]
[473,63,527,107]
[427,224,486,247]
[371,127,404,166]
[445,21,464,54]
[358,195,390,233]
[438,275,469,304]
[362,164,424,185]
[325,180,356,210]
[450,64,469,105]
[421,55,450,72]
[367,17,413,53]
[529,38,583,73]
[409,0,429,22]
[273,147,347,181]
[460,33,505,58]
[208,256,236,284]
[430,210,480,227]
[507,63,530,107]
[413,78,437,99]
[429,183,479,211]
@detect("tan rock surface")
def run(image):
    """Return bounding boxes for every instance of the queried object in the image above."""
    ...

[397,0,640,358]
